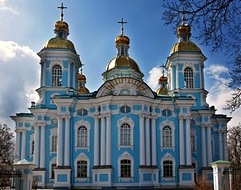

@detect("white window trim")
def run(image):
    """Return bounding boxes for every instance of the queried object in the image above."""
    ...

[161,153,176,178]
[118,151,134,180]
[117,117,134,150]
[160,120,175,151]
[74,153,90,182]
[74,120,91,150]
[49,127,57,153]
[49,157,56,180]
[183,66,195,89]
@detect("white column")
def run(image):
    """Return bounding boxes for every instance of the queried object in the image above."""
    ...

[139,115,145,165]
[145,117,150,166]
[186,117,192,165]
[207,125,212,165]
[106,114,111,166]
[100,117,106,166]
[21,130,26,160]
[218,130,223,160]
[64,116,70,166]
[15,129,20,160]
[151,116,157,166]
[179,116,184,165]
[33,126,39,167]
[43,63,46,86]
[40,125,45,168]
[57,117,63,166]
[223,132,228,160]
[94,116,99,166]
[201,125,207,167]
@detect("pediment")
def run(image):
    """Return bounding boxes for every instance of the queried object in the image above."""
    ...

[96,77,154,98]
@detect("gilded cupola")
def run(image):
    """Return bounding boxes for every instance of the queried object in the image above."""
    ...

[78,67,90,95]
[170,13,201,55]
[43,3,76,53]
[103,18,144,81]
[156,68,168,95]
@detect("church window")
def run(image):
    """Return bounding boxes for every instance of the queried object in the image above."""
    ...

[120,106,131,114]
[184,67,194,88]
[50,128,57,153]
[120,123,131,146]
[120,159,131,177]
[77,108,88,116]
[162,109,172,117]
[162,126,172,147]
[117,117,134,149]
[31,141,34,155]
[77,160,87,178]
[52,65,62,86]
[51,135,57,152]
[51,163,57,179]
[77,126,87,147]
[163,160,173,177]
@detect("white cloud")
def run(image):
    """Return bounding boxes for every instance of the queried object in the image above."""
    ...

[0,41,39,128]
[0,0,18,15]
[146,66,162,90]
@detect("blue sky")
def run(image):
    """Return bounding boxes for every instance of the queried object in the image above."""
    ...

[0,0,240,127]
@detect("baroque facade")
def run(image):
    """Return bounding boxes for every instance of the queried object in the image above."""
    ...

[11,7,231,189]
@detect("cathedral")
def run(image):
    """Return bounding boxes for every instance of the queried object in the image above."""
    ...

[11,5,231,189]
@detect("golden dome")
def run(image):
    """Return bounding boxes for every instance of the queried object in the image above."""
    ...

[78,73,86,81]
[158,75,168,83]
[43,38,76,52]
[106,56,141,73]
[157,87,168,95]
[115,34,130,45]
[78,86,90,94]
[54,21,69,33]
[170,41,201,54]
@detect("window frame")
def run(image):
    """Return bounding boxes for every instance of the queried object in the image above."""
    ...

[184,67,194,88]
[52,65,62,87]
[160,120,175,150]
[161,153,175,179]
[117,117,134,150]
[118,151,134,180]
[49,127,57,153]
[74,120,91,150]
[75,153,90,181]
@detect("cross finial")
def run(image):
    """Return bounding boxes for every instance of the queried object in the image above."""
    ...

[80,64,84,74]
[118,18,127,35]
[181,9,187,25]
[160,65,165,76]
[58,3,67,21]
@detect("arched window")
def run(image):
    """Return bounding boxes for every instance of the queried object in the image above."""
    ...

[120,123,131,146]
[77,126,87,147]
[52,65,62,86]
[77,160,87,178]
[120,159,131,178]
[162,126,172,147]
[163,160,173,177]
[184,67,193,88]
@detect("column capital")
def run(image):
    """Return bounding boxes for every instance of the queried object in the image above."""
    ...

[139,113,145,119]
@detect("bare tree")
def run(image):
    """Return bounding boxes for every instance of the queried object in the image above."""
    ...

[0,124,15,190]
[227,125,241,190]
[162,0,241,112]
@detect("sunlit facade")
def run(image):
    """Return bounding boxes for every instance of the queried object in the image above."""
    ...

[11,8,231,189]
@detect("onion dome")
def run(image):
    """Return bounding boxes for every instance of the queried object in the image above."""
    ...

[43,3,76,53]
[78,68,89,95]
[157,69,168,95]
[103,18,144,81]
[115,34,130,45]
[106,56,141,73]
[170,14,201,55]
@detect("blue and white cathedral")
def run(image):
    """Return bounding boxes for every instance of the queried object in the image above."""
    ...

[11,6,231,189]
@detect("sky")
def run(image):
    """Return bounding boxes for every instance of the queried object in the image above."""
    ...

[0,0,240,129]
